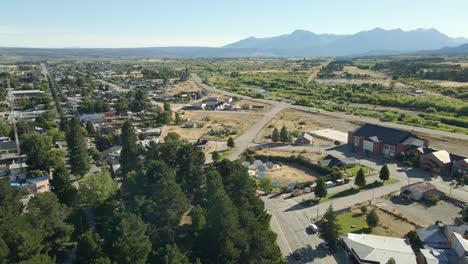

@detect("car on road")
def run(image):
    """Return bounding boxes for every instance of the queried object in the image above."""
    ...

[309,223,319,233]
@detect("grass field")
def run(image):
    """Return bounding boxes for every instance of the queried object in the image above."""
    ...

[346,166,372,176]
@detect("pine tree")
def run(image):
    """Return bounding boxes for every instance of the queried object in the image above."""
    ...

[318,205,341,251]
[314,178,328,200]
[110,213,152,264]
[366,209,379,231]
[66,118,90,177]
[50,163,77,206]
[85,121,95,136]
[379,164,390,182]
[355,168,366,188]
[227,137,235,148]
[271,127,279,143]
[119,121,138,175]
[280,126,289,143]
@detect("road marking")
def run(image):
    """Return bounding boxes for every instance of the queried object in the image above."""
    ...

[270,211,293,255]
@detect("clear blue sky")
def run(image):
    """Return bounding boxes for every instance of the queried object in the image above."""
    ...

[1,0,467,48]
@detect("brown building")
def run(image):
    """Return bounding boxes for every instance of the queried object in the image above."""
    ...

[348,124,428,157]
[420,150,452,172]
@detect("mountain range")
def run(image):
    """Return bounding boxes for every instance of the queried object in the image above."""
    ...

[1,28,468,58]
[224,28,468,56]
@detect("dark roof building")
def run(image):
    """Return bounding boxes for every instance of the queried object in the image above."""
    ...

[348,124,428,157]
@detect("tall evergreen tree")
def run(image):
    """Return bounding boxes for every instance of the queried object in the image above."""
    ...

[366,208,379,231]
[379,164,390,182]
[109,213,152,264]
[355,168,366,188]
[50,163,77,206]
[119,121,138,175]
[314,178,328,200]
[66,117,90,177]
[227,137,235,148]
[280,126,289,143]
[271,127,280,143]
[199,168,247,264]
[318,205,341,251]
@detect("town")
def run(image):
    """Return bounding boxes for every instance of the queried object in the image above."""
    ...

[0,58,466,264]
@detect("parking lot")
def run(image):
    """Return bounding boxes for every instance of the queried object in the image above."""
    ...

[377,196,463,226]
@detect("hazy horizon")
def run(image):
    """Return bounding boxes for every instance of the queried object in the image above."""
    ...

[1,0,468,48]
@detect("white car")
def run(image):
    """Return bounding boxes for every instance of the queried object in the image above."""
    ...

[309,223,319,232]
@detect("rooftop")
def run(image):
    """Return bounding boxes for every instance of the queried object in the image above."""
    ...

[405,181,436,193]
[343,233,417,264]
[353,123,419,146]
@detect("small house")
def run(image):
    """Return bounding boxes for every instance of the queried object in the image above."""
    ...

[400,182,443,201]
[420,150,452,173]
[295,132,313,145]
[26,175,50,193]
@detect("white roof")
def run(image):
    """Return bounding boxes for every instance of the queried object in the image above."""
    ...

[453,233,468,253]
[431,150,451,164]
[343,233,417,264]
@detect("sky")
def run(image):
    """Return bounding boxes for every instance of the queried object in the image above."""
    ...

[1,0,468,48]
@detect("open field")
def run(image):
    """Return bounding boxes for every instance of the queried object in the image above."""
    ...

[162,111,263,141]
[343,66,389,79]
[166,80,200,95]
[256,109,337,144]
[265,164,318,185]
[337,206,416,238]
[420,79,468,88]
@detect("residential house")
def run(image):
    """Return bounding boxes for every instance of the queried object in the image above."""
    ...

[143,126,164,137]
[11,90,45,98]
[319,154,356,169]
[342,233,417,264]
[400,182,444,201]
[79,113,103,124]
[348,123,428,157]
[26,175,50,193]
[295,132,313,145]
[453,158,468,176]
[7,162,28,181]
[420,150,452,173]
[0,141,18,154]
[417,223,468,264]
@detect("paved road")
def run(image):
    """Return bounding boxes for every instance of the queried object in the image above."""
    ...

[97,79,130,94]
[192,74,468,142]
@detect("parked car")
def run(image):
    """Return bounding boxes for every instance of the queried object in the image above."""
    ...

[291,189,302,197]
[304,187,311,193]
[309,223,319,233]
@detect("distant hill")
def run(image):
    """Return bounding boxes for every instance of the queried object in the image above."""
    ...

[1,28,467,58]
[421,43,468,54]
[225,28,468,56]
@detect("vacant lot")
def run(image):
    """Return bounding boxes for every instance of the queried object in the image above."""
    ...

[162,111,263,141]
[265,164,318,185]
[256,109,335,144]
[253,148,325,163]
[377,196,463,226]
[337,206,416,238]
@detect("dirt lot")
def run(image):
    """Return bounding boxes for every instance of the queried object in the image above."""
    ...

[167,80,200,95]
[162,111,263,141]
[415,131,468,156]
[377,196,462,226]
[264,164,318,185]
[253,148,325,163]
[256,109,336,144]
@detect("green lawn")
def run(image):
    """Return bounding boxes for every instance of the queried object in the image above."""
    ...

[346,166,372,177]
[337,211,377,235]
[220,147,235,159]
